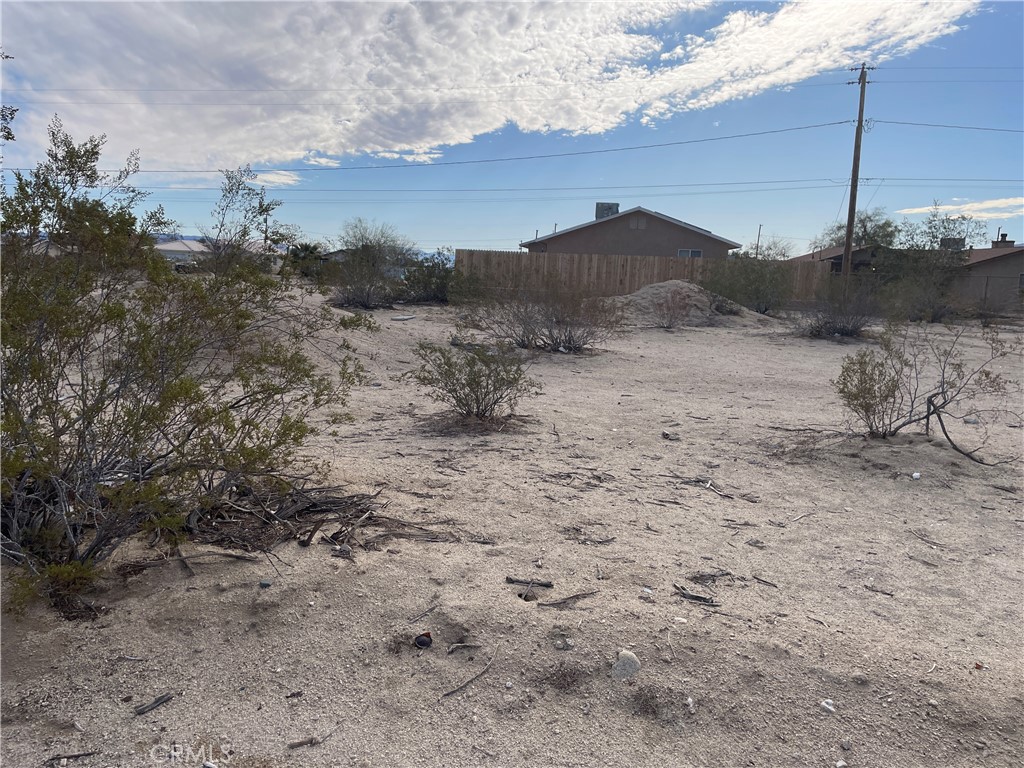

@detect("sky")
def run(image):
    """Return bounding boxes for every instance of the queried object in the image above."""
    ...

[2,0,1022,256]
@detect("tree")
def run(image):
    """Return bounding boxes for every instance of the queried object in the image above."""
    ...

[198,165,296,274]
[1,50,17,145]
[896,201,988,250]
[810,208,900,251]
[1,118,366,587]
[332,218,417,308]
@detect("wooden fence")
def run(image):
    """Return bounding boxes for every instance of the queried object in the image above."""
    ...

[455,249,831,301]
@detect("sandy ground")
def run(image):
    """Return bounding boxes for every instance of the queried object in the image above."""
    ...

[3,288,1023,768]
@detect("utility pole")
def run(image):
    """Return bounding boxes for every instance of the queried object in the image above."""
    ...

[842,63,872,279]
[754,224,763,258]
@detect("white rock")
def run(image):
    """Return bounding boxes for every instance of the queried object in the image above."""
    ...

[820,698,836,714]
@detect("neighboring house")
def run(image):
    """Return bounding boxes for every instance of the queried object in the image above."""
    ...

[154,239,211,264]
[955,235,1024,311]
[788,244,880,273]
[519,203,740,259]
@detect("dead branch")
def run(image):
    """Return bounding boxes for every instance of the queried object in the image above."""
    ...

[505,576,554,588]
[44,751,99,765]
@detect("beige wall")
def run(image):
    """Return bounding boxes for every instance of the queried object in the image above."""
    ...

[526,212,735,259]
[956,252,1024,311]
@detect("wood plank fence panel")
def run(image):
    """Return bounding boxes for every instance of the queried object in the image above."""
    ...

[454,249,831,302]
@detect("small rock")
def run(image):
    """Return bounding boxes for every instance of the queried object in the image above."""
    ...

[391,315,416,321]
[611,650,641,681]
[505,681,513,689]
[974,740,987,750]
[332,543,353,560]
[911,472,921,480]
[964,416,980,425]
[746,538,767,549]
[820,698,836,714]
[836,761,848,768]
[841,739,852,751]
[928,699,939,707]
[661,430,681,441]
[851,672,869,685]
[686,696,696,714]
[258,580,272,589]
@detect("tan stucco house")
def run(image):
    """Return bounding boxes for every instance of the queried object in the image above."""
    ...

[519,204,740,259]
[955,236,1024,312]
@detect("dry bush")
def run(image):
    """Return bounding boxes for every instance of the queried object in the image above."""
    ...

[650,285,691,328]
[464,278,624,353]
[804,276,879,338]
[834,323,1021,462]
[413,342,540,420]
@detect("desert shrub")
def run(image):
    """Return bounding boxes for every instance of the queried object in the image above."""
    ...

[462,288,545,349]
[1,118,367,579]
[403,247,456,303]
[332,218,416,309]
[700,256,792,315]
[834,323,1020,460]
[413,342,539,419]
[804,276,880,338]
[650,285,691,328]
[464,279,623,353]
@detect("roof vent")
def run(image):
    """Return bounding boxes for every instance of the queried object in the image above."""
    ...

[595,202,619,220]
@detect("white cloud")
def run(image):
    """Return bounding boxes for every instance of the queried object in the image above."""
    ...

[1,0,979,177]
[897,198,1024,221]
[252,170,302,187]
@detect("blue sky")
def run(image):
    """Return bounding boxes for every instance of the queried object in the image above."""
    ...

[2,1,1022,255]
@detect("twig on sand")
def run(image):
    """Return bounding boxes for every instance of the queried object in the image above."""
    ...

[44,751,99,765]
[133,692,174,716]
[537,591,599,609]
[864,583,895,597]
[790,512,815,523]
[287,726,339,749]
[440,647,499,700]
[408,604,440,623]
[752,575,778,588]
[505,576,554,589]
[672,583,721,607]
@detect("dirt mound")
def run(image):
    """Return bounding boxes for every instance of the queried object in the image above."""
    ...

[609,279,779,328]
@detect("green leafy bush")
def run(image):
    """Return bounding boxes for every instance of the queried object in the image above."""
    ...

[413,342,539,420]
[403,247,456,303]
[1,118,367,577]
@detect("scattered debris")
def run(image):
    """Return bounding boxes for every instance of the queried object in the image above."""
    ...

[752,575,778,588]
[820,698,836,714]
[391,315,417,321]
[790,512,816,523]
[258,580,272,589]
[661,430,681,441]
[745,538,767,549]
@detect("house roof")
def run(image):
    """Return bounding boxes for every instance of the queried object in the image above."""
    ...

[519,206,741,249]
[155,239,211,255]
[964,245,1024,266]
[789,244,879,263]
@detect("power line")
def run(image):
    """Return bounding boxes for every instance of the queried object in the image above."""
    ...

[872,119,1023,133]
[4,120,854,174]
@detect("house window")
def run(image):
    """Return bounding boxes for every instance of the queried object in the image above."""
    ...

[677,249,703,258]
